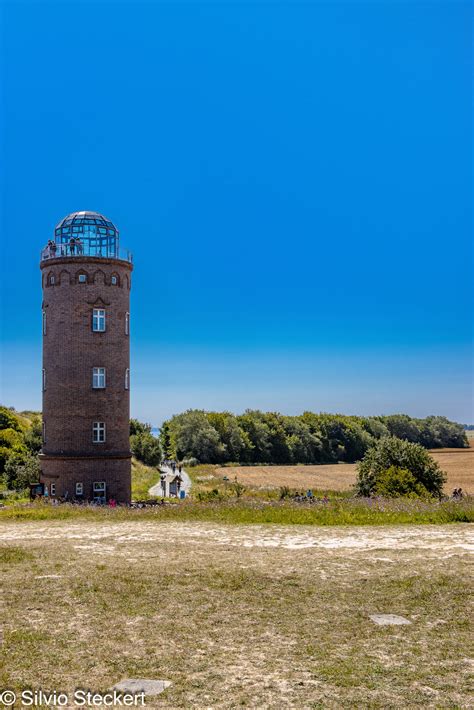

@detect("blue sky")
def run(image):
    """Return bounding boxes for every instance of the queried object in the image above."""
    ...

[0,1,472,425]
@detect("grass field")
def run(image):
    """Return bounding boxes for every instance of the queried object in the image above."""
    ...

[209,449,474,495]
[0,521,472,708]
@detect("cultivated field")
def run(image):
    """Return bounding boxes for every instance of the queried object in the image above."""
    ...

[215,449,474,494]
[0,521,473,708]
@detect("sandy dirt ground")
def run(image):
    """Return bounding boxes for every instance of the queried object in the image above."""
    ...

[1,521,472,709]
[1,520,473,553]
[216,449,474,492]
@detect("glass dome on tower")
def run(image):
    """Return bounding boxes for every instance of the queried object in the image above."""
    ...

[41,211,132,262]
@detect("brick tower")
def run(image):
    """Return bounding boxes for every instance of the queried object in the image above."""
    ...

[39,211,133,504]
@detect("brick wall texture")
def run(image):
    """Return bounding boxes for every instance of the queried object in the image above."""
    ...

[39,256,133,503]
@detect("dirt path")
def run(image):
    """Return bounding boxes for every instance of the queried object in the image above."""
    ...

[1,521,472,555]
[148,465,192,497]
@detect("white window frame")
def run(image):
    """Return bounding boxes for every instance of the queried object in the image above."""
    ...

[50,483,56,496]
[42,368,46,391]
[125,312,129,335]
[125,368,130,390]
[92,422,106,443]
[111,275,117,285]
[78,274,87,283]
[93,481,107,502]
[50,275,55,285]
[92,308,106,332]
[92,367,106,389]
[75,482,84,496]
[42,311,47,335]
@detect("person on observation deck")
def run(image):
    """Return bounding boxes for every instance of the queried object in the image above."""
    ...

[69,237,76,255]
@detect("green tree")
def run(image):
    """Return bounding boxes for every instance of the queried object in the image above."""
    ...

[159,420,173,458]
[168,410,225,463]
[356,437,446,498]
[130,418,152,436]
[130,432,162,466]
[3,452,40,491]
[0,407,24,432]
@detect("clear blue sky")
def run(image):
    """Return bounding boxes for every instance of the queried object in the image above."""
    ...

[0,1,472,425]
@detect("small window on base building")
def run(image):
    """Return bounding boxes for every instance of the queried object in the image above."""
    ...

[75,482,83,497]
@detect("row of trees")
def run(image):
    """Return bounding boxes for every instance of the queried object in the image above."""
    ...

[160,410,468,465]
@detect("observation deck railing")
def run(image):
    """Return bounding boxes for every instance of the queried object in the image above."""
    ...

[41,243,133,263]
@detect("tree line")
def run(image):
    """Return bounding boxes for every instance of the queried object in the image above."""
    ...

[160,410,468,465]
[0,405,468,492]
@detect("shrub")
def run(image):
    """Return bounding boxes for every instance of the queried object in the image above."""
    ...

[356,436,446,498]
[373,466,430,498]
[196,488,224,502]
[231,478,246,498]
[182,457,199,467]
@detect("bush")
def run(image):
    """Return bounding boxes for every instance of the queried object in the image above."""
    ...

[196,488,224,502]
[182,457,199,467]
[356,437,446,498]
[374,466,430,498]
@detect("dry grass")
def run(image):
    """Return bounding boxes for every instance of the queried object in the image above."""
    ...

[216,449,474,494]
[0,521,472,708]
[216,464,358,492]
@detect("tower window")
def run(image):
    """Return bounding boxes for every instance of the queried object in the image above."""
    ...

[92,367,106,389]
[92,308,106,332]
[125,312,130,335]
[42,369,46,391]
[78,274,87,283]
[125,368,130,390]
[50,275,55,285]
[42,311,47,335]
[42,421,46,443]
[93,422,106,443]
[111,275,117,285]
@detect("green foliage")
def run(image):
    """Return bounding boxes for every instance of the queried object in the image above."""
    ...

[356,437,446,498]
[130,418,152,436]
[0,407,42,490]
[4,452,41,492]
[161,409,466,466]
[23,416,43,453]
[373,466,430,498]
[0,406,25,432]
[167,410,226,463]
[231,477,246,498]
[130,431,161,466]
[159,420,173,458]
